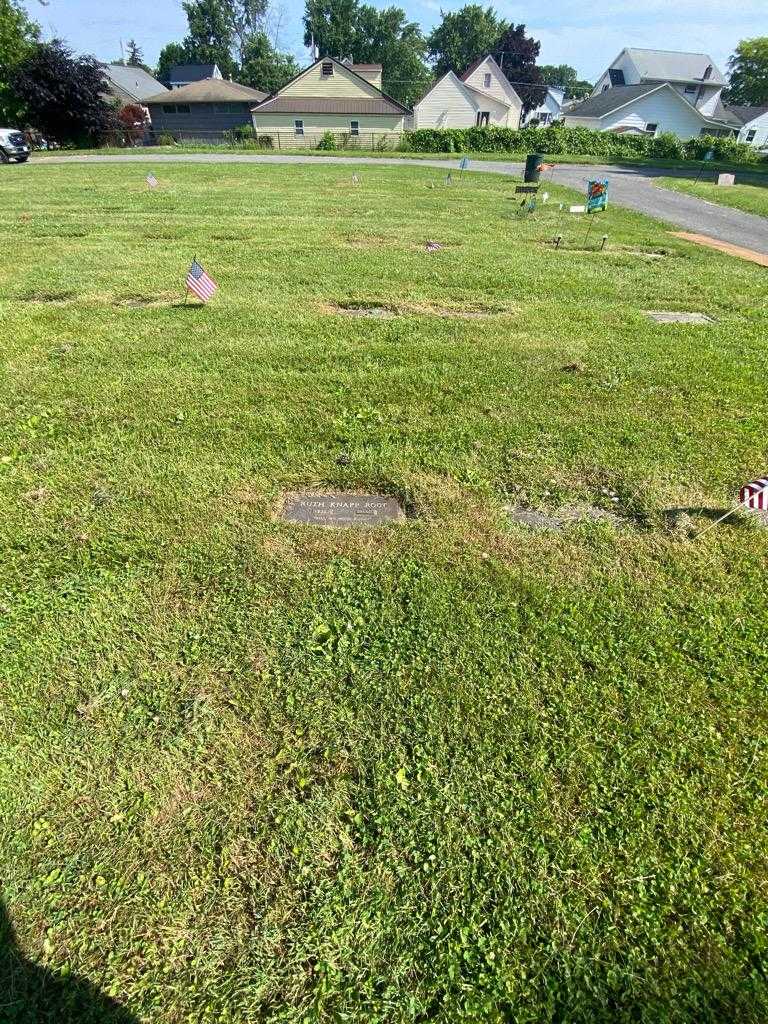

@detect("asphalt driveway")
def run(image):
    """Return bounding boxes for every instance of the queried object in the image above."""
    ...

[30,152,768,257]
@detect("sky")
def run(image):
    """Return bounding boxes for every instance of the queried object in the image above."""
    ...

[19,0,766,82]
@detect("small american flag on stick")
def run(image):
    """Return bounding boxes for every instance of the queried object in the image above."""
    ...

[186,259,218,303]
[146,172,158,188]
[739,478,768,511]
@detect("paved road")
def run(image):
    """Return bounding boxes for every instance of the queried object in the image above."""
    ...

[32,152,768,256]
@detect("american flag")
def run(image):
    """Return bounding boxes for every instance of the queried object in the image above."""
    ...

[146,172,158,188]
[739,478,768,511]
[186,259,218,303]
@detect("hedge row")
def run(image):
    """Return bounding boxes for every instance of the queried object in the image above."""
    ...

[400,124,764,164]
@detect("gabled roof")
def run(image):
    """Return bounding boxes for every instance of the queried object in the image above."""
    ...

[252,56,410,114]
[103,64,167,102]
[462,80,512,109]
[145,78,266,104]
[459,55,491,81]
[567,82,737,128]
[458,55,521,106]
[167,63,221,83]
[622,47,725,85]
[726,104,768,125]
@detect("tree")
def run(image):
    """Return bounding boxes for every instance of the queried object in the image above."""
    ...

[156,41,189,81]
[726,37,768,105]
[494,22,546,114]
[0,0,39,122]
[354,5,429,104]
[126,39,148,69]
[10,39,118,144]
[117,102,147,144]
[230,0,269,64]
[240,31,299,92]
[303,0,358,60]
[426,5,507,78]
[539,63,592,101]
[182,0,237,78]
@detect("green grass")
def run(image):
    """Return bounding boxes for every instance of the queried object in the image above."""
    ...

[1,162,768,1024]
[656,175,768,217]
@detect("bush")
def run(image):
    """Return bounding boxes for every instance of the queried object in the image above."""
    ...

[401,123,766,165]
[316,131,337,151]
[155,133,176,146]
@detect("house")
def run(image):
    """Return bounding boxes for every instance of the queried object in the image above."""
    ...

[726,105,768,149]
[524,86,565,125]
[565,48,739,139]
[412,56,522,129]
[165,64,222,89]
[102,64,168,108]
[251,56,410,146]
[144,78,267,140]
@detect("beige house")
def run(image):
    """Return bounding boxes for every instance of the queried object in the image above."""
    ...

[251,56,410,147]
[412,56,522,130]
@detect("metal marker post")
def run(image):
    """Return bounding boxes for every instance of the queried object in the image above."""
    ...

[695,484,768,540]
[583,214,598,248]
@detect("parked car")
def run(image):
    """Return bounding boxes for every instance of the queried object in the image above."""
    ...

[0,128,30,163]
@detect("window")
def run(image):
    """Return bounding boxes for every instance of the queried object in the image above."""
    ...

[747,129,757,142]
[608,68,625,86]
[161,103,190,114]
[162,104,175,114]
[294,119,304,135]
[646,122,658,134]
[684,84,696,94]
[350,120,359,136]
[538,112,551,125]
[321,61,333,76]
[215,102,241,113]
[483,72,491,89]
[476,111,490,126]
[602,84,610,93]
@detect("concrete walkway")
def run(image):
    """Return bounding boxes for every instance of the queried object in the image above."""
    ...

[32,152,768,256]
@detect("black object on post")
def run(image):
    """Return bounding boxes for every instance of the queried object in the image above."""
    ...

[524,153,543,183]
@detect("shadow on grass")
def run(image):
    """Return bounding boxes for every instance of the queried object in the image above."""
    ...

[0,899,137,1023]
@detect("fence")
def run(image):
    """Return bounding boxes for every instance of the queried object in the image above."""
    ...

[99,127,405,152]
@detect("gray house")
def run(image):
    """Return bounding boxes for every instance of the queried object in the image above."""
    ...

[102,64,168,107]
[144,78,267,140]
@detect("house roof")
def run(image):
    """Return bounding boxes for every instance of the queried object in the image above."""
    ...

[462,81,512,109]
[103,64,167,102]
[351,64,382,71]
[566,83,660,118]
[623,47,725,85]
[459,55,490,81]
[252,96,403,114]
[252,57,411,114]
[145,78,267,104]
[725,104,768,125]
[167,63,221,83]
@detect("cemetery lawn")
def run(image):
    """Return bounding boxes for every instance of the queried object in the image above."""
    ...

[2,162,768,1024]
[656,175,768,217]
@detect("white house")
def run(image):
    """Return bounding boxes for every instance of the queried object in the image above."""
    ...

[412,56,521,129]
[524,86,564,125]
[726,105,768,149]
[565,48,739,139]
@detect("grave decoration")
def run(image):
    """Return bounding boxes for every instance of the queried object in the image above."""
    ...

[586,180,608,214]
[282,492,405,527]
[459,156,470,178]
[695,477,768,539]
[717,173,735,187]
[146,172,158,189]
[185,258,218,304]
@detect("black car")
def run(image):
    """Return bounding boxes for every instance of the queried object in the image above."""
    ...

[0,129,30,163]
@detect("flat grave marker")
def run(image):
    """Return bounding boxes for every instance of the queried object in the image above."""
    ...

[644,310,714,324]
[717,173,735,186]
[282,492,405,527]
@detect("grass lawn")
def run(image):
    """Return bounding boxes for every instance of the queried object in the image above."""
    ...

[1,161,768,1023]
[656,175,768,217]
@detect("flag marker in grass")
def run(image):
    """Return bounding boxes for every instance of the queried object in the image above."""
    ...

[146,172,158,189]
[696,478,768,539]
[184,258,218,304]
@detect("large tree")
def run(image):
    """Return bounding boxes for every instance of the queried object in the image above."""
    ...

[230,0,269,64]
[539,63,592,101]
[354,4,429,104]
[0,0,39,122]
[494,22,546,114]
[726,37,768,105]
[10,39,118,144]
[182,0,237,77]
[240,31,300,92]
[303,0,358,60]
[426,5,507,78]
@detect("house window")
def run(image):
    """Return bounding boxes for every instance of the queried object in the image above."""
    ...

[608,68,625,86]
[483,72,491,88]
[294,119,304,135]
[747,129,757,142]
[321,61,333,76]
[539,112,551,124]
[350,120,359,136]
[684,84,696,94]
[162,104,190,114]
[162,104,176,114]
[215,102,241,113]
[646,122,658,134]
[476,111,490,126]
[602,84,610,92]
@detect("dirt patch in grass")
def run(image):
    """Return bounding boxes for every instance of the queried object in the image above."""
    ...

[22,290,76,304]
[343,233,396,249]
[506,504,628,532]
[113,294,178,309]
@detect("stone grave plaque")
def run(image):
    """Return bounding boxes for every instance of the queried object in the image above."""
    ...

[717,173,735,186]
[644,310,713,324]
[282,492,405,527]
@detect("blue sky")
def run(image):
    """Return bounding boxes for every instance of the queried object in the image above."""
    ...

[21,0,766,81]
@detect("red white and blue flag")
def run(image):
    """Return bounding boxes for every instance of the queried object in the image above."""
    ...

[186,259,218,303]
[739,478,768,511]
[146,172,158,188]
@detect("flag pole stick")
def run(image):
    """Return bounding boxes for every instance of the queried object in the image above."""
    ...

[694,485,768,540]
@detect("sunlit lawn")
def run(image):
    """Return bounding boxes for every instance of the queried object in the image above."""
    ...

[1,161,767,1023]
[656,174,768,217]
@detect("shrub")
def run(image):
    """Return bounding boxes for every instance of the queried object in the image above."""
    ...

[316,131,337,151]
[155,132,176,146]
[648,132,684,160]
